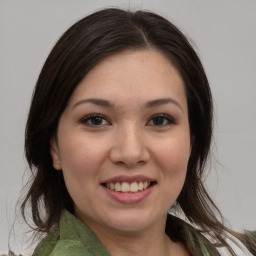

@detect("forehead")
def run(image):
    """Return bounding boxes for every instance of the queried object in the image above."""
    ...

[67,48,186,110]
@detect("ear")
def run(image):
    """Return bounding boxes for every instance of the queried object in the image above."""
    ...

[50,137,62,170]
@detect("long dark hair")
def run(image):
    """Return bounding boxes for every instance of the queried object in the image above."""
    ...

[22,8,255,255]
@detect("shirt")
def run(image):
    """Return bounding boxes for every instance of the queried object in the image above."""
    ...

[33,210,255,256]
[33,211,110,256]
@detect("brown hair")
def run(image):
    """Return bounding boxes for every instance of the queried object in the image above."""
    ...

[22,8,255,255]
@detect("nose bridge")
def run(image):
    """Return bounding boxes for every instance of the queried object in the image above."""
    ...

[110,121,148,167]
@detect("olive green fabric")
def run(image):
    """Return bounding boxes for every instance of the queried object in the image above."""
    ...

[33,211,110,256]
[33,210,221,256]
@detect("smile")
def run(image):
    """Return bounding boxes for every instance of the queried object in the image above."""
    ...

[101,175,157,194]
[104,181,152,193]
[101,176,156,203]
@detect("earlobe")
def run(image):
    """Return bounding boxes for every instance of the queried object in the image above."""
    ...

[50,138,62,170]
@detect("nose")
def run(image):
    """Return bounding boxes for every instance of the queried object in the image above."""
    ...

[109,124,150,168]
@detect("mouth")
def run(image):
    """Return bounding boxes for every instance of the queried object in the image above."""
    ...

[101,181,157,193]
[101,176,156,204]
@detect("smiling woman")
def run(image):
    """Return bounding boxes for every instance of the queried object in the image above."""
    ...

[50,49,190,237]
[20,8,256,256]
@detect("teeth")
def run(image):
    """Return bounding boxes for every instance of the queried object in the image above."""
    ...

[130,182,139,193]
[106,181,152,193]
[121,182,129,192]
[110,183,115,190]
[115,182,121,192]
[138,181,144,191]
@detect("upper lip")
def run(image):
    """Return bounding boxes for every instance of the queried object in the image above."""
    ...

[101,175,156,184]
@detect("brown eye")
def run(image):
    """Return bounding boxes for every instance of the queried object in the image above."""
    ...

[152,116,165,125]
[81,114,110,127]
[90,116,104,125]
[147,114,174,126]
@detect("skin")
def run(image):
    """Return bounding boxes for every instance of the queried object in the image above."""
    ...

[51,48,191,255]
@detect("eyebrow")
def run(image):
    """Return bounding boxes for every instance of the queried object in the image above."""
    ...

[72,97,183,112]
[72,98,114,109]
[145,98,183,112]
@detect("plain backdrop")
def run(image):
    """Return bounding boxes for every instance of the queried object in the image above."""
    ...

[1,0,255,254]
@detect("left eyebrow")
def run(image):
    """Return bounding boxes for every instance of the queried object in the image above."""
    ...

[145,98,183,112]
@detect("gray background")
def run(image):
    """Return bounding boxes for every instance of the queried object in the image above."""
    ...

[1,0,255,254]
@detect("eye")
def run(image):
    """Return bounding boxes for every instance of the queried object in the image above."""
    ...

[81,114,110,127]
[147,114,174,126]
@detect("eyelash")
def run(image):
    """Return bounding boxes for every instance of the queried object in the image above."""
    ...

[80,113,175,127]
[80,114,111,127]
[147,114,175,126]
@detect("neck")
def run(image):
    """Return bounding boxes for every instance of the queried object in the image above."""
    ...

[83,215,188,256]
[101,229,171,256]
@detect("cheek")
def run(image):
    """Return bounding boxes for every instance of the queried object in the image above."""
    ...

[154,134,191,189]
[57,134,107,182]
[149,134,191,210]
[57,136,107,209]
[157,134,190,168]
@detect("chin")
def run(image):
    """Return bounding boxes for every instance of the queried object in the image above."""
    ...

[102,210,165,233]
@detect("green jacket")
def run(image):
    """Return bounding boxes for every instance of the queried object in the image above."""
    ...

[33,211,253,256]
[33,211,109,256]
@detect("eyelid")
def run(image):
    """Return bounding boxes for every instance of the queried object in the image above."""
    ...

[80,113,111,127]
[79,113,175,127]
[147,113,175,126]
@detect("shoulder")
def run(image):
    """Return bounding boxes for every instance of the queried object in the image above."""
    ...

[34,238,91,256]
[166,214,221,256]
[166,214,256,256]
[33,225,60,256]
[33,230,91,256]
[33,210,110,256]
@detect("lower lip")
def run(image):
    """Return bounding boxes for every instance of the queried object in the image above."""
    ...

[102,185,155,204]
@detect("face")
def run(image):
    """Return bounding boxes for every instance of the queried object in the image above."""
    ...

[51,49,191,235]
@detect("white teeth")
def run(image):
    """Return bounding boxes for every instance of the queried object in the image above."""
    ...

[110,183,115,190]
[115,182,121,192]
[106,181,152,193]
[138,181,144,191]
[121,182,129,192]
[130,182,139,193]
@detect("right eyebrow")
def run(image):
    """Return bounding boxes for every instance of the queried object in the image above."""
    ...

[72,98,114,110]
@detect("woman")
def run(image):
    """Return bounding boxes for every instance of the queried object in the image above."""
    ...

[21,8,256,256]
